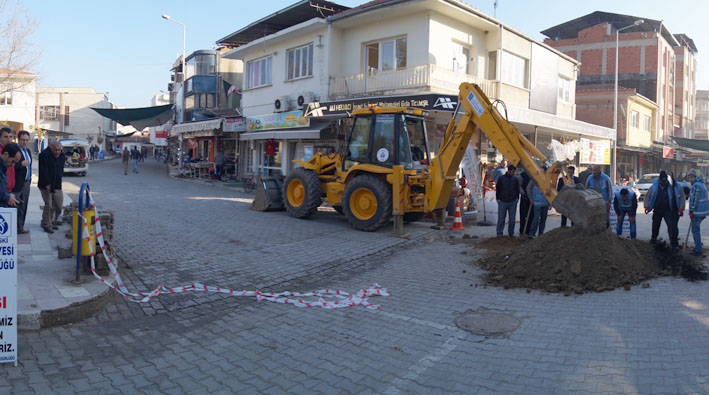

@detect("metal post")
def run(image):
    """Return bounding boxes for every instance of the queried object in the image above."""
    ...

[73,183,90,283]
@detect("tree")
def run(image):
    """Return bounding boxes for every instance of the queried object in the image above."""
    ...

[0,0,38,94]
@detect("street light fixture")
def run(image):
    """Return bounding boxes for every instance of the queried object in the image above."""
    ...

[613,19,644,184]
[162,13,186,166]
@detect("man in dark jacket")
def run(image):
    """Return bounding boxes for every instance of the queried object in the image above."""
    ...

[13,131,32,233]
[495,164,520,237]
[0,143,21,208]
[644,170,684,250]
[557,165,579,227]
[38,141,63,234]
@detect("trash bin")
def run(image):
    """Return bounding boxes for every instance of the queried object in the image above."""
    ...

[99,150,105,160]
[72,209,96,256]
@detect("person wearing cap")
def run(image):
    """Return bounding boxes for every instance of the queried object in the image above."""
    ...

[495,164,520,237]
[613,187,638,239]
[644,170,685,251]
[686,169,708,256]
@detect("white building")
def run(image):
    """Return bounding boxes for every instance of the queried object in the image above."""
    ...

[221,0,614,177]
[0,68,37,135]
[150,93,170,147]
[36,87,115,149]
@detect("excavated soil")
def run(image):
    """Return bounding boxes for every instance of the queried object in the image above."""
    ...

[473,227,707,294]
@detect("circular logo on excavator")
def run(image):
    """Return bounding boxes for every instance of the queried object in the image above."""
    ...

[376,148,389,162]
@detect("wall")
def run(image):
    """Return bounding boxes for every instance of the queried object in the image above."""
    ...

[428,12,490,80]
[0,75,36,131]
[36,87,112,143]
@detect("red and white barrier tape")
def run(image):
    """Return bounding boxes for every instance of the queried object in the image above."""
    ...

[77,193,390,309]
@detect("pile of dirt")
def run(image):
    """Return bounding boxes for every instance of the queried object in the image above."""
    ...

[474,227,707,294]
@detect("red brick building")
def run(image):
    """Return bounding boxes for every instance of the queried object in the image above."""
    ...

[542,11,698,179]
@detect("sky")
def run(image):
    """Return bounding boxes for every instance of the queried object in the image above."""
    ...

[22,0,709,109]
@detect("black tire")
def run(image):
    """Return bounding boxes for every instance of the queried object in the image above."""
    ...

[244,181,255,193]
[343,174,392,231]
[283,168,322,219]
[333,205,344,215]
[403,212,426,223]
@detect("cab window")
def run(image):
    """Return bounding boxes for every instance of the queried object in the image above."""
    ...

[344,116,372,169]
[371,114,395,166]
[403,116,428,169]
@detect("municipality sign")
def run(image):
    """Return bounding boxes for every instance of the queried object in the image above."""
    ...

[0,209,17,366]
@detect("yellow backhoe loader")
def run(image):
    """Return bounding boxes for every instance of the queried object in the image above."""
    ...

[254,83,607,233]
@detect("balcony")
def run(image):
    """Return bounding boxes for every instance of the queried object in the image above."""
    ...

[329,64,497,100]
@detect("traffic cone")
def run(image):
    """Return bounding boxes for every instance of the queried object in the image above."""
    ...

[451,200,465,230]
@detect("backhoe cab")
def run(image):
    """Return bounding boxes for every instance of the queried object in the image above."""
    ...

[280,106,431,231]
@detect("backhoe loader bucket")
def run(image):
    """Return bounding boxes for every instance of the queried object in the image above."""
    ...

[552,185,608,233]
[250,176,285,212]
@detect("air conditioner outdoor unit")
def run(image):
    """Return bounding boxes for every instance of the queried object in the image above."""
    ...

[274,96,290,113]
[295,92,314,110]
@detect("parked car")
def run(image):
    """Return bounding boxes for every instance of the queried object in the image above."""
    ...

[59,139,90,176]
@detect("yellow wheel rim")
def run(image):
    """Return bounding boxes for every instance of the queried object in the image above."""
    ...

[287,179,305,207]
[350,188,378,220]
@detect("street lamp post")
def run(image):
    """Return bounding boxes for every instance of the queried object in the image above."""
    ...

[162,14,186,167]
[613,19,644,184]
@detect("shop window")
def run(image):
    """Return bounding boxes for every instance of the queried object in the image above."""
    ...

[365,37,407,74]
[247,56,272,88]
[501,51,528,89]
[287,43,313,80]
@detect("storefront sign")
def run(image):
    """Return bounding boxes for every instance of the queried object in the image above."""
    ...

[223,118,245,132]
[579,138,611,165]
[0,209,18,366]
[246,111,309,131]
[304,94,459,117]
[663,146,674,159]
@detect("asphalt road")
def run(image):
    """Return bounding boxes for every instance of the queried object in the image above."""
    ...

[1,157,708,394]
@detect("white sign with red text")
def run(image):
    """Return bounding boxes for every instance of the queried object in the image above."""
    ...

[0,208,17,366]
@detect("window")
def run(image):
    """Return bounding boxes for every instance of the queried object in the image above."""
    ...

[39,105,59,121]
[287,43,314,80]
[558,77,571,103]
[345,115,372,169]
[451,42,473,75]
[630,111,639,128]
[501,51,528,88]
[365,37,407,74]
[642,115,651,132]
[0,89,12,105]
[247,56,272,88]
[371,114,396,166]
[195,93,214,109]
[185,54,216,80]
[487,51,497,80]
[64,106,70,126]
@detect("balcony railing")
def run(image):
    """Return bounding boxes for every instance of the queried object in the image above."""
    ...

[329,64,497,99]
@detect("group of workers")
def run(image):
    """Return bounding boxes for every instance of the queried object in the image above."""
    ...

[491,160,709,256]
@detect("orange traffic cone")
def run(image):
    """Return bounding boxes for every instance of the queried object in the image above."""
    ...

[451,200,465,230]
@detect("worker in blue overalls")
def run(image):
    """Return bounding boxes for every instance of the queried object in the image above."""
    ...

[613,187,638,239]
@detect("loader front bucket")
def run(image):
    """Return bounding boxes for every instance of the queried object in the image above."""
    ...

[250,176,286,212]
[552,184,608,234]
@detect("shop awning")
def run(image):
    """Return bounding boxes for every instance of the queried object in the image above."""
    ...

[239,122,330,141]
[618,145,652,153]
[172,119,223,135]
[91,104,174,130]
[672,136,709,152]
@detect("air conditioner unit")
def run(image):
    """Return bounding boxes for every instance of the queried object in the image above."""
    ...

[174,72,184,83]
[167,83,174,92]
[295,92,314,110]
[274,96,290,113]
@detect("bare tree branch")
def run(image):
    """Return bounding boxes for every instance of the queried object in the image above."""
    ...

[0,0,39,94]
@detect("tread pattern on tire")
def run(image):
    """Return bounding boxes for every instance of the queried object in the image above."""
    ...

[343,174,392,231]
[283,168,322,219]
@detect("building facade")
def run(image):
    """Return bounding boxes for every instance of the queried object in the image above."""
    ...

[221,0,613,178]
[697,90,709,141]
[0,68,37,136]
[36,87,115,149]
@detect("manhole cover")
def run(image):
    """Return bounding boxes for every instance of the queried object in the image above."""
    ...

[455,309,520,336]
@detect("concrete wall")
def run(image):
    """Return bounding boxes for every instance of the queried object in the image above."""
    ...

[36,87,113,144]
[0,74,36,132]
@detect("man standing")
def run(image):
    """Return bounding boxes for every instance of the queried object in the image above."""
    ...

[644,170,684,251]
[527,179,550,238]
[38,141,63,234]
[557,166,579,227]
[214,150,225,181]
[0,127,16,193]
[518,169,532,236]
[495,164,520,237]
[614,187,638,239]
[14,131,32,233]
[585,165,613,229]
[122,147,130,175]
[686,169,708,256]
[131,146,140,174]
[492,159,508,184]
[0,143,21,208]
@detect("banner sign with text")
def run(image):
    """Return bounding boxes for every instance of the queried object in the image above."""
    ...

[246,111,310,131]
[304,94,459,117]
[579,137,611,165]
[0,208,17,366]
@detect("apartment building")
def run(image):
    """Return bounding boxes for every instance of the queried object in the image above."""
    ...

[221,0,613,178]
[36,87,114,148]
[697,90,709,141]
[543,12,698,177]
[0,68,37,138]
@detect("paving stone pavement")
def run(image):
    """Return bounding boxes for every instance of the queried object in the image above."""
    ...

[1,158,709,394]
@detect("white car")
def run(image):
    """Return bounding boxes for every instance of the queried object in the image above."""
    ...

[635,173,672,201]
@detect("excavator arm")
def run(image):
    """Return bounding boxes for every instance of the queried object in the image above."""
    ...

[427,82,607,233]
